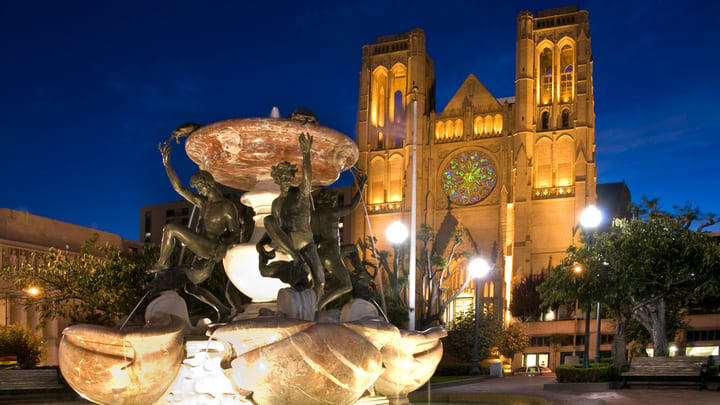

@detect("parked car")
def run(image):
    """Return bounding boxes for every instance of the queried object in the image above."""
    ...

[514,365,553,376]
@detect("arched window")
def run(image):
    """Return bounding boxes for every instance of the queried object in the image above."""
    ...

[371,67,388,127]
[489,282,495,298]
[535,138,552,188]
[556,137,574,186]
[560,45,573,103]
[474,116,482,135]
[435,121,444,140]
[483,282,489,298]
[541,111,550,130]
[369,157,386,203]
[389,64,407,123]
[377,131,384,149]
[561,109,570,128]
[454,119,463,138]
[493,114,503,134]
[540,48,553,105]
[484,115,492,135]
[445,121,452,139]
[388,154,403,202]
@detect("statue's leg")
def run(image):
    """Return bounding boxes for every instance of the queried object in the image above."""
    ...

[299,243,325,307]
[184,282,231,322]
[152,225,216,273]
[317,244,352,309]
[340,243,364,273]
[263,215,298,261]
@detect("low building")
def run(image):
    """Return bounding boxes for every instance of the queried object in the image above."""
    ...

[0,208,140,365]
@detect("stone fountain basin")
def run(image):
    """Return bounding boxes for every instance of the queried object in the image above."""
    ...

[185,117,359,191]
[58,313,185,405]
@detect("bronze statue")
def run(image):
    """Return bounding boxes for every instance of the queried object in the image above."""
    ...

[150,123,243,320]
[311,173,366,308]
[257,133,325,304]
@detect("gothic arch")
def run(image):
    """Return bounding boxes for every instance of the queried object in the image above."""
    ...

[435,121,445,140]
[371,66,388,127]
[388,153,404,202]
[534,137,552,188]
[556,135,575,186]
[389,63,407,123]
[369,156,386,203]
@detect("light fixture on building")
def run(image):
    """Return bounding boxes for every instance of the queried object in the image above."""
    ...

[25,287,40,296]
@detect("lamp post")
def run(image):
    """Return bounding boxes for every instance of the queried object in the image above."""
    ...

[469,257,491,375]
[386,221,409,320]
[578,205,602,368]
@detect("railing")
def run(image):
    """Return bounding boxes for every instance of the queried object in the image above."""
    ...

[532,185,575,200]
[366,202,403,214]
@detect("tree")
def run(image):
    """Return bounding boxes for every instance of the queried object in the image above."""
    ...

[496,322,529,362]
[444,309,502,363]
[0,236,156,326]
[509,274,545,321]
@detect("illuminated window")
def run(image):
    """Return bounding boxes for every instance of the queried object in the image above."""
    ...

[389,64,407,123]
[474,116,482,135]
[493,114,503,134]
[441,150,497,205]
[445,121,452,139]
[484,115,492,135]
[369,157,386,203]
[483,282,489,298]
[436,121,444,140]
[540,48,553,105]
[454,119,463,138]
[560,45,574,103]
[371,67,388,127]
[377,131,384,149]
[388,154,403,202]
[557,137,574,186]
[535,138,552,188]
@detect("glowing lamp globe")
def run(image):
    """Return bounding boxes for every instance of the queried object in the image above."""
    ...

[579,205,602,229]
[386,222,409,245]
[468,258,490,279]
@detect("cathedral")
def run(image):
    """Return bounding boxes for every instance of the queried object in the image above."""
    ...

[348,5,597,333]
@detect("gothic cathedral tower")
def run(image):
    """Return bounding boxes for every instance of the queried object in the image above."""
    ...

[350,6,596,324]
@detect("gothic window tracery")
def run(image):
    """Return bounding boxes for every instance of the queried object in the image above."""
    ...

[441,150,497,205]
[560,45,574,103]
[540,48,553,105]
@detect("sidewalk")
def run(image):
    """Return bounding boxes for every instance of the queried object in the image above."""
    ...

[413,376,720,405]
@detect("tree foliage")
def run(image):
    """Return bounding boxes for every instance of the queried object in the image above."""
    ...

[539,198,720,364]
[0,236,156,326]
[0,324,45,368]
[443,309,502,362]
[509,274,545,321]
[496,322,529,360]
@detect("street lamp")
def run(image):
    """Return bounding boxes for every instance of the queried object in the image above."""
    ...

[469,257,490,375]
[578,205,602,367]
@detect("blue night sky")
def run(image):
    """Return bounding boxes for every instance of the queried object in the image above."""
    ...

[2,1,719,241]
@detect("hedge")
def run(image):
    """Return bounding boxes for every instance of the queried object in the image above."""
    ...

[555,363,613,383]
[434,363,488,376]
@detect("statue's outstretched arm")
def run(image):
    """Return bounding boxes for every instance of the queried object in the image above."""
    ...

[159,141,203,207]
[299,133,313,197]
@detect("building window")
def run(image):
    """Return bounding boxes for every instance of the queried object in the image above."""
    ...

[529,336,551,347]
[541,111,550,130]
[540,48,553,105]
[560,45,574,103]
[371,67,388,127]
[600,334,615,345]
[561,109,570,128]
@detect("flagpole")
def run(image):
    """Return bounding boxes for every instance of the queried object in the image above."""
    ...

[409,86,418,331]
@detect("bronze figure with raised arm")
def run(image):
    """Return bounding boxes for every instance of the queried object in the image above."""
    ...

[150,123,243,319]
[312,172,366,308]
[258,133,326,305]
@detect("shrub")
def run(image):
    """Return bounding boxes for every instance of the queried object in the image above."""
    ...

[555,364,613,383]
[443,310,501,362]
[433,362,489,376]
[0,324,44,368]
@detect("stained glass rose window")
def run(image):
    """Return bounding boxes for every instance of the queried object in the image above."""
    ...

[441,150,497,205]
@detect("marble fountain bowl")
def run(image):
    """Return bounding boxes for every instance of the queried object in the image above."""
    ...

[58,313,185,405]
[59,311,445,405]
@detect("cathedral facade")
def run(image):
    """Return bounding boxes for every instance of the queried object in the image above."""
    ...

[349,6,597,328]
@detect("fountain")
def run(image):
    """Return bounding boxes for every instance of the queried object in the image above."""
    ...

[58,111,445,405]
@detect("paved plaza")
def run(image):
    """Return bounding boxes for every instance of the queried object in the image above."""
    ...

[417,375,720,405]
